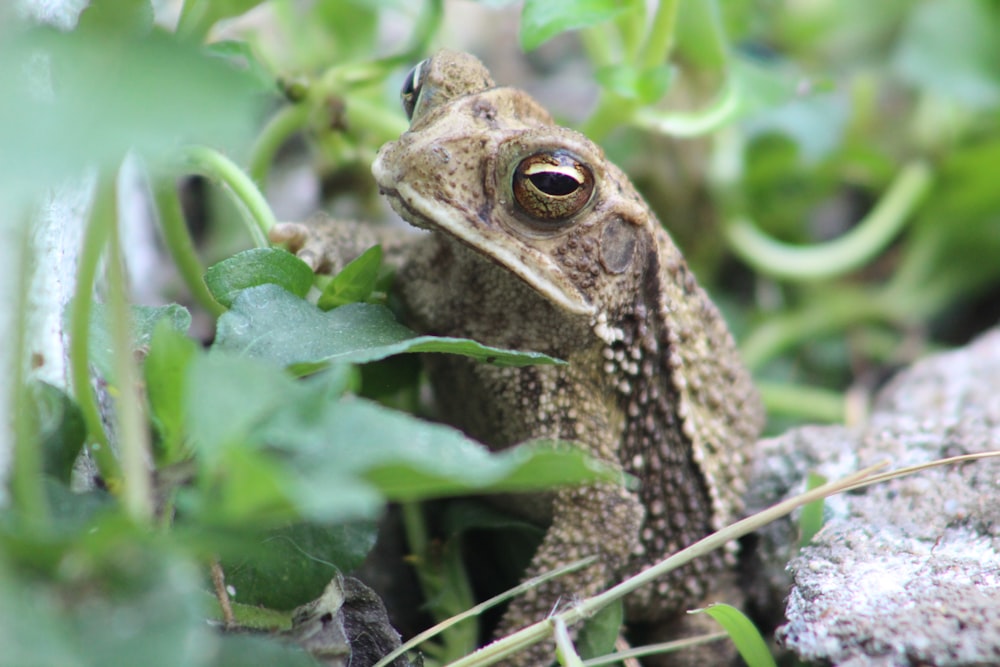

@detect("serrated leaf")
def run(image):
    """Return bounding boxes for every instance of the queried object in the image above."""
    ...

[214,284,564,371]
[318,245,383,310]
[520,0,626,51]
[690,604,776,667]
[205,248,315,308]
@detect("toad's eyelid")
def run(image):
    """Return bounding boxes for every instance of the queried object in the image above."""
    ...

[401,59,428,120]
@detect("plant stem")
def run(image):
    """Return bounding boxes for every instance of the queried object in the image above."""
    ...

[182,146,275,248]
[739,288,895,370]
[401,0,443,62]
[10,213,49,524]
[345,96,410,141]
[248,103,311,186]
[632,79,740,137]
[638,0,680,68]
[614,0,645,62]
[579,25,616,69]
[723,161,933,282]
[755,380,844,423]
[69,178,118,479]
[581,92,633,143]
[152,177,226,317]
[106,180,155,522]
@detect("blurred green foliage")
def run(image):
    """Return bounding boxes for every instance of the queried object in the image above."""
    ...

[3,0,999,665]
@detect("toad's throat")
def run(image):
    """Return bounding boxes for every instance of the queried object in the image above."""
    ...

[381,180,597,318]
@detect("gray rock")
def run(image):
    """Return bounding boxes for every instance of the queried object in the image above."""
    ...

[287,574,410,667]
[744,327,1000,666]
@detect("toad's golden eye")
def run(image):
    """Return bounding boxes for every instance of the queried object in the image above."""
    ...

[401,58,429,120]
[512,151,595,222]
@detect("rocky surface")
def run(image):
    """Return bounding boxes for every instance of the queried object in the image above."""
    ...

[744,327,1000,666]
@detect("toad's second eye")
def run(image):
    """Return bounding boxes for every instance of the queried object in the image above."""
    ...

[401,58,429,120]
[512,151,595,223]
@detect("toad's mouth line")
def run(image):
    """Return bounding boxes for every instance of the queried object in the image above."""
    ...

[380,182,596,318]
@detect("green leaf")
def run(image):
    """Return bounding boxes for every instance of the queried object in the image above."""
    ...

[87,303,191,385]
[307,0,379,61]
[675,0,729,69]
[77,0,155,35]
[0,23,267,201]
[182,353,611,525]
[690,604,776,667]
[31,382,86,483]
[595,64,674,104]
[214,284,564,372]
[205,248,316,308]
[183,353,300,461]
[0,538,215,667]
[222,521,377,609]
[798,472,827,548]
[145,321,199,463]
[318,245,383,310]
[520,0,626,51]
[259,398,616,502]
[891,0,1000,109]
[44,479,115,528]
[203,40,278,94]
[575,600,624,660]
[212,634,320,667]
[889,138,1000,312]
[177,0,270,42]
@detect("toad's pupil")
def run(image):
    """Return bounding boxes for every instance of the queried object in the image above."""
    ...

[528,171,580,196]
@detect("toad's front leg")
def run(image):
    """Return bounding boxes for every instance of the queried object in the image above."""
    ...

[491,483,644,667]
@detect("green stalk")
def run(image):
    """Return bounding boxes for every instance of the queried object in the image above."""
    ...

[105,181,155,522]
[755,380,844,423]
[638,0,680,68]
[401,0,443,62]
[580,92,634,143]
[579,25,617,70]
[10,213,49,523]
[151,178,225,317]
[347,97,410,139]
[614,0,646,62]
[739,288,896,370]
[182,146,275,248]
[723,161,933,282]
[248,103,310,186]
[69,179,118,479]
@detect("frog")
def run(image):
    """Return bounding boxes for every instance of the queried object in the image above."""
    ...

[271,50,764,666]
